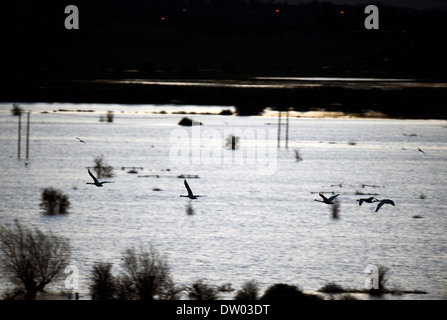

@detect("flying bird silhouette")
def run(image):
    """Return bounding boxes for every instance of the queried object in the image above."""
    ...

[86,169,114,187]
[76,137,86,143]
[180,179,204,199]
[417,148,425,155]
[357,197,379,206]
[375,199,395,212]
[314,193,339,204]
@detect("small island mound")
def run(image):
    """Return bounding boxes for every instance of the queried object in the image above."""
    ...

[178,117,203,126]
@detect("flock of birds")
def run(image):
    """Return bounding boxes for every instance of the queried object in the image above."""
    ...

[314,193,395,212]
[87,167,203,200]
[85,146,395,213]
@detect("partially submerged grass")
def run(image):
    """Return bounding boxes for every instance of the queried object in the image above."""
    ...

[186,202,195,215]
[317,281,427,298]
[331,201,340,219]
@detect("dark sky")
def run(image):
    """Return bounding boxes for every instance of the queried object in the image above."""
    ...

[286,0,447,11]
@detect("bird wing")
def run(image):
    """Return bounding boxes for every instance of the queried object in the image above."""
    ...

[319,193,328,202]
[389,200,395,206]
[184,179,194,197]
[88,169,99,184]
[358,199,364,206]
[100,181,114,184]
[375,201,385,212]
[328,194,339,202]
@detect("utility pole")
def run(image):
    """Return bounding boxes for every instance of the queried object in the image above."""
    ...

[17,111,22,158]
[26,111,30,159]
[277,110,281,148]
[285,108,289,149]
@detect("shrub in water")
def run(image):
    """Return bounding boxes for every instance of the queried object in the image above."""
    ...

[93,155,114,178]
[294,149,303,162]
[225,135,240,150]
[331,201,340,219]
[186,202,195,215]
[106,111,114,122]
[11,103,23,116]
[40,187,70,215]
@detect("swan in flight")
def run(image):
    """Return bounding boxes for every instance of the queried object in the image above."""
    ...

[86,169,114,187]
[180,179,203,199]
[315,193,339,204]
[375,199,395,212]
[357,197,379,206]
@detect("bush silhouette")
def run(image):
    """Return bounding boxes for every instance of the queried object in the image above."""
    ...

[225,135,239,150]
[186,202,195,215]
[318,282,346,294]
[89,262,116,300]
[369,265,389,296]
[93,155,114,178]
[88,245,182,300]
[261,283,322,300]
[10,103,23,116]
[40,187,70,215]
[187,279,220,300]
[99,111,114,122]
[0,220,71,299]
[178,117,202,126]
[331,201,340,219]
[106,110,114,122]
[120,245,180,300]
[294,149,303,161]
[234,280,260,300]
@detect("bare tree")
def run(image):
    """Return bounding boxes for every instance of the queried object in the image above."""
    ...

[120,245,180,300]
[0,220,71,299]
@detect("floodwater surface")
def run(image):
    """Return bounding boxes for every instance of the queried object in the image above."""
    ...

[0,103,446,300]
